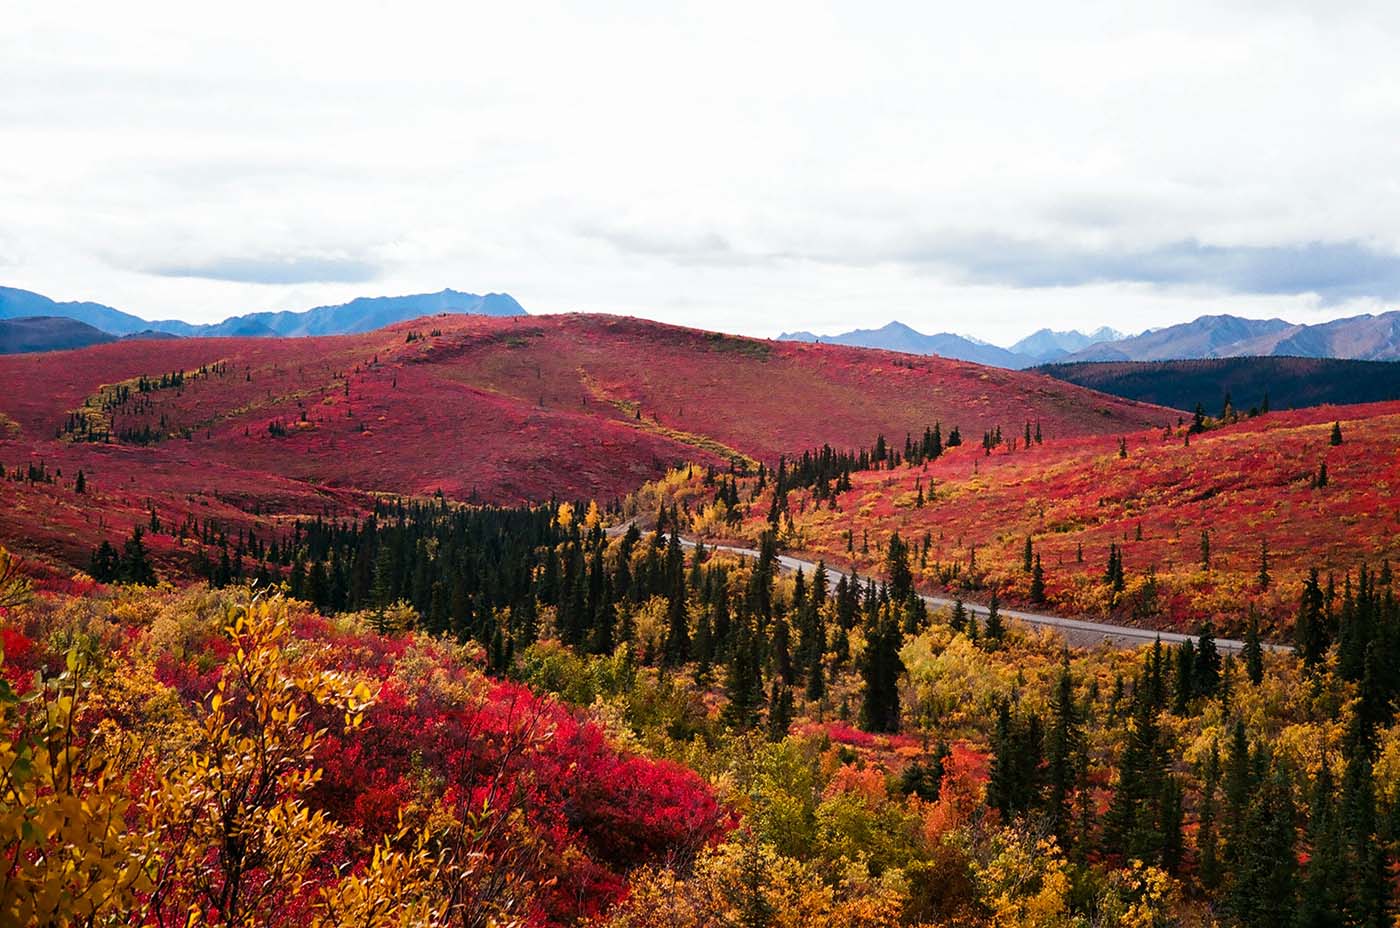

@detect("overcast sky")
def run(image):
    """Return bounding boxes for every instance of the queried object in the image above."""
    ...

[5,1,1400,345]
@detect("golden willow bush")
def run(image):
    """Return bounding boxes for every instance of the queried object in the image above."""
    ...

[0,590,548,927]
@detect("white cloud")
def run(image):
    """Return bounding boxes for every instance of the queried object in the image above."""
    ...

[2,0,1400,344]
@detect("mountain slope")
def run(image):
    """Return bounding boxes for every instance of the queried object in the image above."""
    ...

[0,316,117,353]
[779,321,1031,368]
[0,313,1170,570]
[0,286,157,336]
[1010,326,1124,363]
[1037,357,1400,413]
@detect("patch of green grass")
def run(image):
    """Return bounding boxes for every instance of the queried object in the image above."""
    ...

[704,332,770,360]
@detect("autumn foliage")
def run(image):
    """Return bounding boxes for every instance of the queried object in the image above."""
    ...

[0,584,722,926]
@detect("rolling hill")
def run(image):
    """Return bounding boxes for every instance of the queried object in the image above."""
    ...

[0,312,1169,572]
[1037,356,1400,413]
[0,316,117,353]
[651,399,1400,635]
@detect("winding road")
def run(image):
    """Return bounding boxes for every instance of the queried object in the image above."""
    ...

[663,534,1284,653]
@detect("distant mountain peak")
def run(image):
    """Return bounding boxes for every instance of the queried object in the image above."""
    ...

[1059,311,1400,363]
[1010,326,1127,363]
[0,285,526,346]
[778,320,1031,368]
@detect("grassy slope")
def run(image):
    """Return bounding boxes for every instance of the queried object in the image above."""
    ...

[671,401,1400,635]
[0,312,1169,571]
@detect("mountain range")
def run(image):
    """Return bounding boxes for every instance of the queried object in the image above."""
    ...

[778,322,1125,367]
[778,321,1032,367]
[1059,311,1400,362]
[784,311,1400,366]
[0,286,525,349]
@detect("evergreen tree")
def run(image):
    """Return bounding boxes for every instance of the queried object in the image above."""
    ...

[88,540,120,582]
[722,619,765,730]
[770,613,793,684]
[1104,685,1174,867]
[663,564,690,666]
[1029,554,1046,605]
[1226,769,1298,928]
[1198,742,1222,890]
[1296,762,1344,928]
[900,742,949,802]
[1195,620,1221,697]
[1045,659,1083,846]
[1243,611,1264,685]
[987,700,1045,819]
[949,597,968,634]
[983,589,1005,646]
[118,526,157,585]
[1104,543,1125,592]
[766,680,793,742]
[370,543,395,608]
[858,605,904,733]
[803,633,825,706]
[1331,421,1344,445]
[1295,568,1329,668]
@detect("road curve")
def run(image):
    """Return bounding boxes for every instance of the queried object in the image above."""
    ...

[666,535,1284,654]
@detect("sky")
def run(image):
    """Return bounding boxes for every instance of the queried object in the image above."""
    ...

[4,0,1400,346]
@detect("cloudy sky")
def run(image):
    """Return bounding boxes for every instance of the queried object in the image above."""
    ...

[4,1,1400,345]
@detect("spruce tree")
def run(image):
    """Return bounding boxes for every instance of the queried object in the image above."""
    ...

[1226,769,1298,928]
[1198,742,1222,889]
[1195,620,1221,697]
[1295,568,1329,668]
[949,597,968,634]
[722,620,765,730]
[663,569,690,666]
[771,613,793,684]
[983,589,1004,646]
[119,526,157,585]
[1297,761,1344,927]
[766,680,793,742]
[1243,611,1264,685]
[1104,685,1171,866]
[1045,659,1082,846]
[858,606,904,733]
[987,700,1045,819]
[88,540,120,582]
